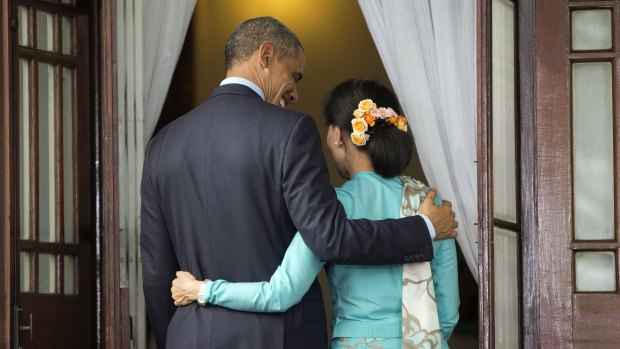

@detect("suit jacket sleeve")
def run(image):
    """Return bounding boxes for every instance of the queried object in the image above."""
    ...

[140,142,179,349]
[281,115,434,265]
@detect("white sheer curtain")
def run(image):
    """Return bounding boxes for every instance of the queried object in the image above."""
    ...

[143,0,196,143]
[117,1,195,348]
[358,0,478,280]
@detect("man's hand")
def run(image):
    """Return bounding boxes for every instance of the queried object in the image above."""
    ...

[419,189,458,240]
[171,271,205,306]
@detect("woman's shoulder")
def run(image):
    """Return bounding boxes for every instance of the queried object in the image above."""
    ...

[335,181,357,206]
[336,173,396,196]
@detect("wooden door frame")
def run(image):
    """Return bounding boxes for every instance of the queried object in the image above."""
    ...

[98,0,124,348]
[0,0,15,348]
[517,0,539,347]
[476,0,493,348]
[0,0,123,348]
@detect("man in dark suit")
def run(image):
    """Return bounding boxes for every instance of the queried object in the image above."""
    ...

[140,16,457,349]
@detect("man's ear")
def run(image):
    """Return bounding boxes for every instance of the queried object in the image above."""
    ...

[258,42,274,68]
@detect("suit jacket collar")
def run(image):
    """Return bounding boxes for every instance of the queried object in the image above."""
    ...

[208,83,264,101]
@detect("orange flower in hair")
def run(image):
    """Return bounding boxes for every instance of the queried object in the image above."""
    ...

[386,116,398,126]
[358,99,376,112]
[353,108,364,119]
[351,132,370,146]
[397,116,408,132]
[363,113,376,127]
[351,118,368,134]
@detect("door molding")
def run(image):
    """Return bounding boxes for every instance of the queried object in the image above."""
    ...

[97,0,125,348]
[517,0,540,348]
[534,0,574,346]
[0,0,14,348]
[476,0,494,348]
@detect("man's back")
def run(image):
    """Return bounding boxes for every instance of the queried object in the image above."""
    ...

[141,84,326,348]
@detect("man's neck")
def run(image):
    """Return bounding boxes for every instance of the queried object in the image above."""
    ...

[226,64,262,89]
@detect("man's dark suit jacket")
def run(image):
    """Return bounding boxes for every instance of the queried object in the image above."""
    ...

[140,83,434,349]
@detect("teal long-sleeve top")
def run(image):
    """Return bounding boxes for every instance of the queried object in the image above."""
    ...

[201,172,460,347]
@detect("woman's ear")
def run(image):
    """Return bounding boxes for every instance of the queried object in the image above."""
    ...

[333,126,342,143]
[329,126,345,149]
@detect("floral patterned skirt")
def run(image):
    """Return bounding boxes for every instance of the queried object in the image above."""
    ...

[332,337,401,349]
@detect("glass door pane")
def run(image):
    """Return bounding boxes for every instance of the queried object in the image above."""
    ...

[38,253,58,294]
[575,251,617,292]
[492,0,517,223]
[571,10,612,51]
[19,59,31,240]
[38,62,57,243]
[61,16,75,55]
[62,68,75,243]
[572,62,614,240]
[36,11,55,52]
[18,6,31,47]
[63,255,77,295]
[19,252,33,292]
[494,227,519,349]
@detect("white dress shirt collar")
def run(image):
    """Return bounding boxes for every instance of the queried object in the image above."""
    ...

[220,77,265,101]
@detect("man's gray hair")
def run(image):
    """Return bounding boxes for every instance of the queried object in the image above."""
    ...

[224,16,304,70]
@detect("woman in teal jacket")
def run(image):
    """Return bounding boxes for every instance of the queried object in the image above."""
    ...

[172,79,459,349]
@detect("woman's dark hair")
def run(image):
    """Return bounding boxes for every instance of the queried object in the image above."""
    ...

[323,79,413,178]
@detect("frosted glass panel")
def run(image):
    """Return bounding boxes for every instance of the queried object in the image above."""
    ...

[19,59,31,241]
[64,255,76,295]
[494,227,519,349]
[38,63,56,243]
[38,253,58,294]
[492,0,517,223]
[575,252,616,292]
[572,63,614,240]
[36,11,54,52]
[18,6,30,47]
[61,16,74,55]
[20,252,32,292]
[572,10,612,51]
[63,68,75,244]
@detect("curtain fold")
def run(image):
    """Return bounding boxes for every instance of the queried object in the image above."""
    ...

[143,0,197,142]
[358,0,478,281]
[117,1,196,347]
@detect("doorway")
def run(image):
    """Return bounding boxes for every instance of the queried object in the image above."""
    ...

[156,1,480,348]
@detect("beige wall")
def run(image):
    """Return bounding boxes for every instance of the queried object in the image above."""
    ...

[189,0,425,186]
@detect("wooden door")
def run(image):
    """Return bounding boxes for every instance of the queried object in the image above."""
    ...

[533,0,620,347]
[480,0,620,347]
[13,0,95,347]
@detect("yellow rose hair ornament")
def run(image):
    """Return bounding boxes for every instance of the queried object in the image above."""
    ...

[350,99,408,147]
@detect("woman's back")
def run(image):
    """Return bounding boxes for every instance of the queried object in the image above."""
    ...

[331,172,459,348]
[330,172,404,338]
